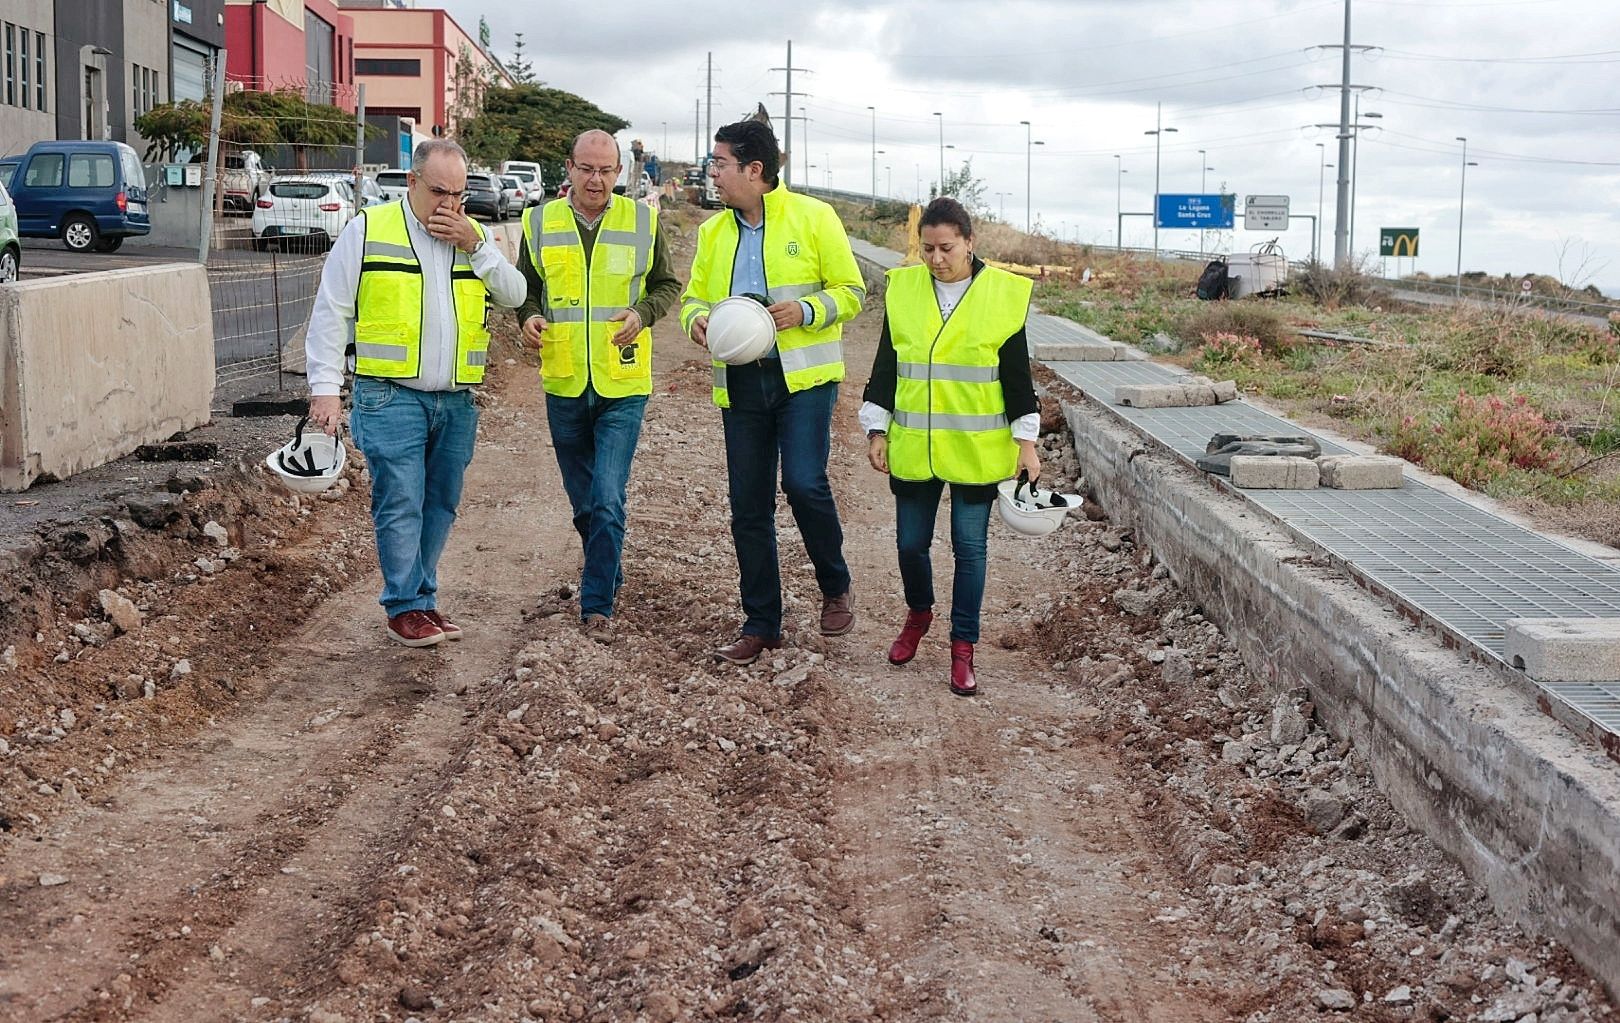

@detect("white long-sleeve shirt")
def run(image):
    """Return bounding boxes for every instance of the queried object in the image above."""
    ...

[305,203,527,396]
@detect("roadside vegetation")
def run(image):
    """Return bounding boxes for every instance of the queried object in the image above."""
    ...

[831,199,1620,547]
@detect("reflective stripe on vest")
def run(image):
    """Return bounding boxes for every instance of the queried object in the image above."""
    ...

[353,200,490,384]
[884,263,1033,485]
[523,196,657,398]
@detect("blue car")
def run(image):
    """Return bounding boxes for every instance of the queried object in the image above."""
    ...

[0,141,150,253]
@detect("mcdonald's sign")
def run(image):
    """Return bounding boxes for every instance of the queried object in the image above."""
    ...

[1380,228,1420,257]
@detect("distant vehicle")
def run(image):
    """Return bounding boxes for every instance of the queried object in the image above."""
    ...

[251,176,354,251]
[0,140,150,252]
[556,180,571,201]
[0,177,19,282]
[501,160,544,197]
[300,171,384,210]
[700,173,723,210]
[463,173,509,221]
[375,169,409,202]
[498,175,526,213]
[683,166,704,186]
[191,149,272,214]
[506,168,544,207]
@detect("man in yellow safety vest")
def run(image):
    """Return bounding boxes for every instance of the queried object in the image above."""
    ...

[681,119,866,665]
[305,138,527,648]
[517,130,681,643]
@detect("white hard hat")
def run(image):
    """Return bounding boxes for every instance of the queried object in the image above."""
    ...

[706,295,777,365]
[265,416,347,494]
[996,473,1080,538]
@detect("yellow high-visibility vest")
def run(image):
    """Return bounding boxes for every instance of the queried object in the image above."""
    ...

[884,263,1032,485]
[680,182,865,407]
[353,200,490,384]
[522,195,657,398]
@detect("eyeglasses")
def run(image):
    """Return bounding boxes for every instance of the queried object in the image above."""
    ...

[571,165,618,180]
[425,185,469,202]
[709,158,741,173]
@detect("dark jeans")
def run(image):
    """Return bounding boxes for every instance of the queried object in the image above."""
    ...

[349,378,478,617]
[720,361,851,639]
[895,479,992,644]
[545,389,648,619]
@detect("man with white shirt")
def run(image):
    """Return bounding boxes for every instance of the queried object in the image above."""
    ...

[305,139,527,648]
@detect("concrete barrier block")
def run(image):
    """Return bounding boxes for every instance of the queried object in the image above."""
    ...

[1115,380,1240,408]
[1319,454,1405,490]
[1505,619,1620,682]
[1229,455,1320,489]
[0,264,214,491]
[1036,342,1119,362]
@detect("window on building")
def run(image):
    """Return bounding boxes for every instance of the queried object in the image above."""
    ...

[18,25,28,110]
[34,30,44,111]
[355,58,421,77]
[69,153,115,188]
[172,35,209,103]
[304,10,335,105]
[24,153,62,188]
[4,23,14,107]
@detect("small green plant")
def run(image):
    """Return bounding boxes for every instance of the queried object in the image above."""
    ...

[1387,389,1569,487]
[1196,332,1263,372]
[1175,302,1292,355]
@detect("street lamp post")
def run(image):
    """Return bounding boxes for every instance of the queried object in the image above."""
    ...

[1113,154,1126,248]
[933,111,944,197]
[1349,102,1382,258]
[1455,136,1478,298]
[1020,119,1033,233]
[1198,149,1211,255]
[1315,142,1326,264]
[799,106,809,191]
[1143,103,1177,258]
[885,164,891,197]
[867,105,877,201]
[661,121,667,160]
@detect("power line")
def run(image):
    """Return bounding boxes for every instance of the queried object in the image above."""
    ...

[1378,90,1620,115]
[1377,46,1620,64]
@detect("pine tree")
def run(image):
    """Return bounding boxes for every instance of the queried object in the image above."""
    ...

[509,32,536,85]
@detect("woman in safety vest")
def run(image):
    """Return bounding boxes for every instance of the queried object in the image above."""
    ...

[860,197,1041,697]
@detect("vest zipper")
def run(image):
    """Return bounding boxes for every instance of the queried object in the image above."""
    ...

[922,268,983,481]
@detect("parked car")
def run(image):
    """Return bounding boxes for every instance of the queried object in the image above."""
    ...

[375,169,409,202]
[556,180,571,201]
[0,178,19,282]
[462,173,509,221]
[500,160,544,198]
[0,140,150,252]
[506,168,544,206]
[251,177,354,251]
[191,149,272,214]
[498,175,526,213]
[301,171,384,211]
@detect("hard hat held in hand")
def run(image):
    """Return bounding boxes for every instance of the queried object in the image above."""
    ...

[706,294,777,365]
[265,415,347,495]
[996,471,1081,538]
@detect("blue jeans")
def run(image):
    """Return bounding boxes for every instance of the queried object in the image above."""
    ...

[720,362,851,639]
[349,378,478,617]
[545,389,647,619]
[895,480,992,644]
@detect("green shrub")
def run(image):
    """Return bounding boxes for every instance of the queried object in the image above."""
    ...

[1195,332,1262,373]
[1418,312,1535,381]
[1387,389,1569,487]
[1174,302,1292,355]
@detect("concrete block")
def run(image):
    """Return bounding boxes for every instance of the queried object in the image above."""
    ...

[1318,454,1405,490]
[1115,380,1239,408]
[0,264,214,491]
[1229,455,1320,490]
[1505,618,1620,682]
[1034,342,1119,362]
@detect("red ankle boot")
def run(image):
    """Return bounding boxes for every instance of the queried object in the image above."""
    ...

[888,610,933,665]
[950,640,977,697]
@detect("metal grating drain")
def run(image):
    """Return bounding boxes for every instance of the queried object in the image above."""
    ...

[1041,318,1620,745]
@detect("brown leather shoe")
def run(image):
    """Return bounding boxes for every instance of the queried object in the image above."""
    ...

[387,610,445,648]
[819,588,855,637]
[582,614,616,645]
[424,610,462,640]
[714,633,783,665]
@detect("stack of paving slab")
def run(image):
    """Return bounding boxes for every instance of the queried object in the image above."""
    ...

[1229,453,1406,492]
[1032,321,1143,362]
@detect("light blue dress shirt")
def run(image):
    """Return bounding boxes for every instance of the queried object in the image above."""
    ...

[731,210,816,359]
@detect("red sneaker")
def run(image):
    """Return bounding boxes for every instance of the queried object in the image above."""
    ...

[387,610,445,648]
[949,640,977,697]
[425,610,463,640]
[888,610,933,666]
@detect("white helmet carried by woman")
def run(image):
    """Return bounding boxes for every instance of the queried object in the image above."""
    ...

[706,294,777,364]
[996,472,1081,537]
[265,416,347,495]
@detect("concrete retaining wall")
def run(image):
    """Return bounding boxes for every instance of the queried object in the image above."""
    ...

[1062,394,1620,997]
[0,264,214,491]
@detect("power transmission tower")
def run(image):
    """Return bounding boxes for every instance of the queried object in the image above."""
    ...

[1317,0,1375,269]
[769,41,811,187]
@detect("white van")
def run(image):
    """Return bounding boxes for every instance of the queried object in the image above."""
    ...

[501,161,545,198]
[375,169,409,202]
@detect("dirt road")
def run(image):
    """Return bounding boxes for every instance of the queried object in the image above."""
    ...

[0,216,1612,1022]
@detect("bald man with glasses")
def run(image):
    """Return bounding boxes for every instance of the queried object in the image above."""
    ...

[516,130,681,643]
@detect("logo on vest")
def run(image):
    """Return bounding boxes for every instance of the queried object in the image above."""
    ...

[786,241,800,256]
[618,343,637,366]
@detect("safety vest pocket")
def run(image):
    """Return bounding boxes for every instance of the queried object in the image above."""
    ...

[606,338,649,381]
[604,247,636,277]
[541,335,574,380]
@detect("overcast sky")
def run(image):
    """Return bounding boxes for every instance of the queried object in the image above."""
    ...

[434,0,1620,294]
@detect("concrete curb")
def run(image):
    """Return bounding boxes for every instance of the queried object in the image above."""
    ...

[1061,392,1620,997]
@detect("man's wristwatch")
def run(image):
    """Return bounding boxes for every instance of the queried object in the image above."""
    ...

[867,429,885,440]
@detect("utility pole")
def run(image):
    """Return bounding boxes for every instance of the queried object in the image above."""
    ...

[867,105,877,201]
[1455,136,1477,298]
[705,52,713,161]
[769,42,810,187]
[1143,103,1177,258]
[1020,119,1032,233]
[1317,0,1374,269]
[1315,142,1326,264]
[1113,154,1125,248]
[933,111,944,197]
[693,98,700,164]
[354,83,366,208]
